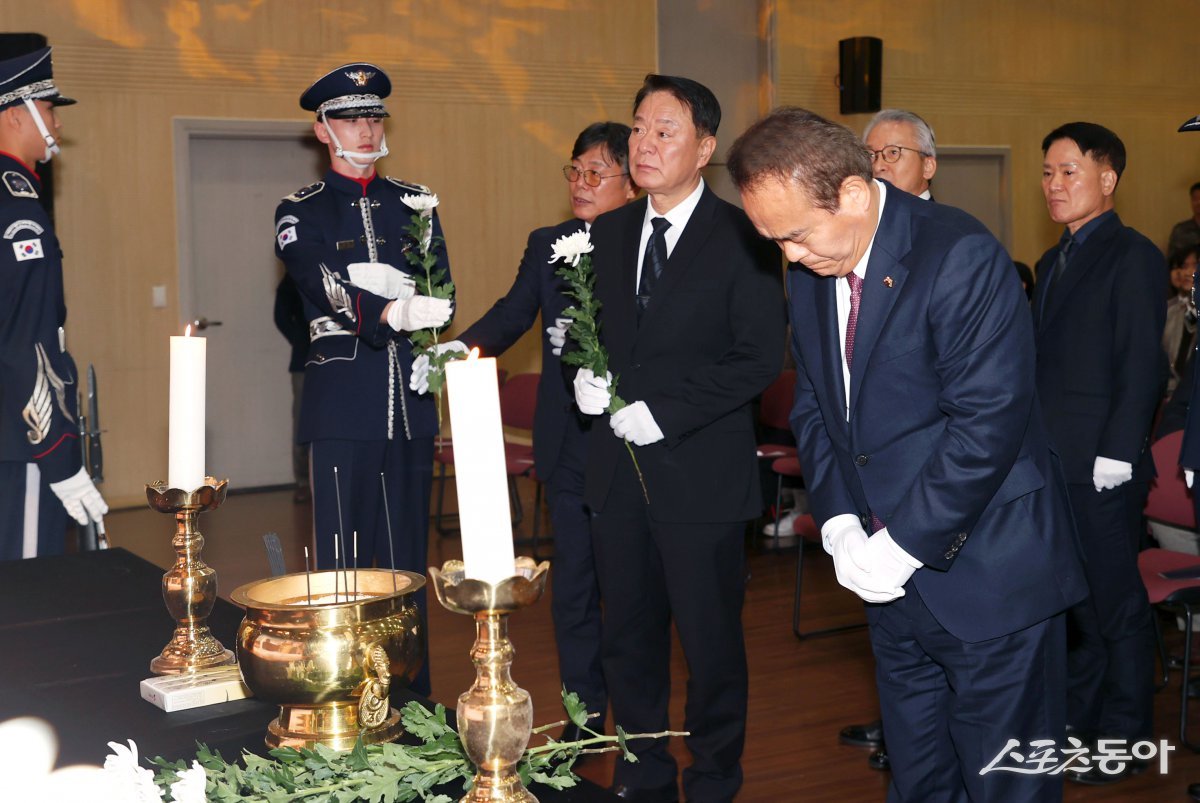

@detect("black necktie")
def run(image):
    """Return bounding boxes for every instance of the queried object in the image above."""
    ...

[1040,234,1074,319]
[637,217,671,318]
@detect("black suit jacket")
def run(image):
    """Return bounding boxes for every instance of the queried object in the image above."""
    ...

[584,186,786,522]
[459,218,586,481]
[1032,212,1167,483]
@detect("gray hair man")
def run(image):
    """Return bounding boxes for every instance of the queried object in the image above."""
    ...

[863,109,937,198]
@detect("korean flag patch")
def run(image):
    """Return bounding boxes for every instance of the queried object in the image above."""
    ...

[13,238,43,261]
[277,225,298,249]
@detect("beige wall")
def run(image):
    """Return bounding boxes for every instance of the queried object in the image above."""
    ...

[12,0,1200,505]
[7,1,655,505]
[776,0,1200,266]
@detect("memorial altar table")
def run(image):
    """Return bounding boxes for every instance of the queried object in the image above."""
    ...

[0,548,618,801]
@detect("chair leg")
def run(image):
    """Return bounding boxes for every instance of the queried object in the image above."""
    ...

[792,540,867,639]
[509,476,524,527]
[773,475,785,534]
[1183,607,1198,751]
[1153,611,1170,691]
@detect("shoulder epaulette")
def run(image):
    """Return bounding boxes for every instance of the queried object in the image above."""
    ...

[385,176,431,195]
[283,181,325,202]
[2,171,38,199]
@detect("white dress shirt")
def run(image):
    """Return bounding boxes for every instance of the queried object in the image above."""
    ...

[836,180,888,420]
[635,179,706,287]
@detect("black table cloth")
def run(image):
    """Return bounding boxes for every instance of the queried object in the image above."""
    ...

[0,549,616,801]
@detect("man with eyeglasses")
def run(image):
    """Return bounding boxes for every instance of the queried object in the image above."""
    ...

[410,122,636,742]
[865,108,938,200]
[835,108,938,774]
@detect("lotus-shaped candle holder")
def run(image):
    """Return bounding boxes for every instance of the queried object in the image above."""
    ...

[144,477,235,675]
[429,557,550,803]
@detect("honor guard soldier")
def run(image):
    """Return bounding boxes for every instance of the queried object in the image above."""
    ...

[0,46,107,560]
[275,63,452,695]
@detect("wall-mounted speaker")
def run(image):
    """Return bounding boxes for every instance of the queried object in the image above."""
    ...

[838,37,882,115]
[0,32,54,223]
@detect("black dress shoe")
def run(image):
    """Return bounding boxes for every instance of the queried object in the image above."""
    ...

[1067,758,1150,786]
[839,719,884,748]
[868,747,890,771]
[609,781,680,802]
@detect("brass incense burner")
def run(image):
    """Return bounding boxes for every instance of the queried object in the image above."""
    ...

[230,568,426,750]
[429,557,550,803]
[145,478,236,674]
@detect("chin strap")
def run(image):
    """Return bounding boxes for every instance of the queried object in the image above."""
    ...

[22,97,58,163]
[320,111,388,168]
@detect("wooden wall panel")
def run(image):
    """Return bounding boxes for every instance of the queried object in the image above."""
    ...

[21,0,1197,507]
[5,0,656,505]
[776,0,1200,266]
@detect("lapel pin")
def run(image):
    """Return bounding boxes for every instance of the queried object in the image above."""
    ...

[883,276,894,288]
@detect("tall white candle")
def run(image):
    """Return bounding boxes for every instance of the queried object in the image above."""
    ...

[169,327,206,491]
[445,350,516,584]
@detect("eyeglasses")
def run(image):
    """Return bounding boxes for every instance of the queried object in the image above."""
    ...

[869,145,931,164]
[562,165,629,187]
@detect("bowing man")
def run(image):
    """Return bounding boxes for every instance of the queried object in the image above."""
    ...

[730,107,1086,803]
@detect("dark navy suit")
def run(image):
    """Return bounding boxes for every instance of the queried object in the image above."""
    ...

[0,153,76,559]
[457,217,606,720]
[788,184,1086,801]
[1032,210,1166,743]
[585,186,785,801]
[274,168,452,696]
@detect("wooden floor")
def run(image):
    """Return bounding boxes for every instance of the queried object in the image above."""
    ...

[105,485,1200,802]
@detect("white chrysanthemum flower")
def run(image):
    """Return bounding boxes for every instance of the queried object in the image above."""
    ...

[103,740,163,802]
[402,192,440,217]
[548,231,594,267]
[169,760,207,803]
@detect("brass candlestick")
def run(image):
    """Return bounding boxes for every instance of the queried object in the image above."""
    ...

[145,477,236,675]
[429,557,550,803]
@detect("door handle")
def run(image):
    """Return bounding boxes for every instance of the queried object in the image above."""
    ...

[192,317,223,330]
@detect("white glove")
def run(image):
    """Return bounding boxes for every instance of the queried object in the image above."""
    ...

[347,262,416,300]
[49,467,108,525]
[547,317,573,356]
[573,368,612,415]
[610,401,665,446]
[1093,455,1133,492]
[409,340,468,394]
[386,296,452,332]
[841,528,922,602]
[827,524,891,601]
[1187,469,1194,489]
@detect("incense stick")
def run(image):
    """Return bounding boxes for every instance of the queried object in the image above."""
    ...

[304,546,312,606]
[380,472,398,593]
[333,536,340,603]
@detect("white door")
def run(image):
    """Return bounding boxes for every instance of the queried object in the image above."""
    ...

[176,120,324,490]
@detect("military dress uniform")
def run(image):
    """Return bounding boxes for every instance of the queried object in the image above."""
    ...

[0,154,80,558]
[0,47,100,559]
[275,168,450,569]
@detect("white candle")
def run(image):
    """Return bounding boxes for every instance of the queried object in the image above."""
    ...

[169,327,206,491]
[445,350,516,584]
